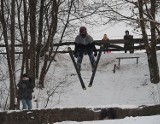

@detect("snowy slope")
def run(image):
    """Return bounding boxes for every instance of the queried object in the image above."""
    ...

[34,51,160,109]
[54,115,160,124]
[30,51,160,124]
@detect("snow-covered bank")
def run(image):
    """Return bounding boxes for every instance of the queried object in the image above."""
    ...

[34,52,160,108]
[55,115,160,124]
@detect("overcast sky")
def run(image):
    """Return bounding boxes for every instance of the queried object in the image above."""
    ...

[87,22,142,40]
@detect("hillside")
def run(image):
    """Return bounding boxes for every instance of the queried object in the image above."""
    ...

[5,52,157,124]
[1,51,160,124]
[31,51,160,124]
[33,51,160,108]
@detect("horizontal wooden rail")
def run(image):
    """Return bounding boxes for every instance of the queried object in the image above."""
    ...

[0,39,159,54]
[0,45,159,54]
[0,38,159,47]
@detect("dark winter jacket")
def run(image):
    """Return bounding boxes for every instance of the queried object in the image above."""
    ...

[17,78,34,100]
[124,34,133,46]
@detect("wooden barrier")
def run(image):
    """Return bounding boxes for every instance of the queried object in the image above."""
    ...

[0,38,159,54]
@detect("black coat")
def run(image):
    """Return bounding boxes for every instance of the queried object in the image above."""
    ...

[17,78,34,100]
[124,35,133,46]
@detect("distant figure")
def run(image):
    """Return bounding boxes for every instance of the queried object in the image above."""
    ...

[74,26,97,71]
[17,74,35,110]
[124,30,134,53]
[102,34,111,54]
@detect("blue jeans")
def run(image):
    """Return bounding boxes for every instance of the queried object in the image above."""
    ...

[21,99,32,110]
[77,46,95,66]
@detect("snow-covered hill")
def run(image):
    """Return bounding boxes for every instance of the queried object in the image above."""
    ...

[31,51,160,124]
[33,51,160,109]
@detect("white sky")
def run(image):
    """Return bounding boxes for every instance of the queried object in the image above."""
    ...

[88,22,142,40]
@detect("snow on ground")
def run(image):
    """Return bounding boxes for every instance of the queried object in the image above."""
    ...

[54,115,160,124]
[34,51,160,108]
[31,51,160,123]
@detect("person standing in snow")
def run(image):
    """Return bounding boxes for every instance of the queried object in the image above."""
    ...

[17,74,34,110]
[124,30,134,53]
[102,34,111,54]
[74,26,97,71]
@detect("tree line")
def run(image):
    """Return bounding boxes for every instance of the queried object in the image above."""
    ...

[0,0,159,110]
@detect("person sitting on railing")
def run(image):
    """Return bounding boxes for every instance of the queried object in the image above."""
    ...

[74,26,97,71]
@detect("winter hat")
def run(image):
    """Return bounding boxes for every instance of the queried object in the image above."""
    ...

[79,26,87,34]
[125,30,129,34]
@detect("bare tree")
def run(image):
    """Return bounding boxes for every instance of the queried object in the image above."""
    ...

[0,0,117,109]
[28,0,37,84]
[10,0,16,109]
[137,0,159,84]
[36,0,45,79]
[94,0,160,84]
[38,0,59,88]
[0,0,17,109]
[16,0,30,77]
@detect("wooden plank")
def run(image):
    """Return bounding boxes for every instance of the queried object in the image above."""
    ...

[116,57,140,59]
[0,38,153,47]
[116,57,140,67]
[0,38,159,54]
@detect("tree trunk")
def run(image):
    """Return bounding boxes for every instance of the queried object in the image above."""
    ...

[36,0,45,79]
[148,0,159,83]
[10,0,16,109]
[29,0,37,84]
[15,0,30,109]
[0,0,16,110]
[138,0,159,84]
[39,1,58,88]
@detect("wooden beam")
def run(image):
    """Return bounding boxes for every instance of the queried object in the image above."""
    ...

[0,38,148,47]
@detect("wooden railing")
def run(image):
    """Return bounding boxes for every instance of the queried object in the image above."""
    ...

[0,38,159,54]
